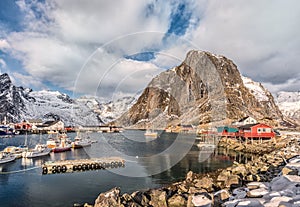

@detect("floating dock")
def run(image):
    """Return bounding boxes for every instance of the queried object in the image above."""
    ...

[42,157,125,175]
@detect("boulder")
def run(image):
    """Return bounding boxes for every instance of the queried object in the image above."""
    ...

[264,196,293,207]
[245,174,261,182]
[217,170,231,182]
[94,187,121,207]
[168,194,187,207]
[246,182,268,190]
[149,189,168,207]
[246,188,269,198]
[213,189,230,206]
[231,164,247,177]
[120,193,132,203]
[225,175,241,188]
[232,187,248,199]
[191,193,212,207]
[235,199,264,207]
[177,183,189,194]
[194,177,214,192]
[186,171,195,182]
[271,176,294,191]
[131,191,150,206]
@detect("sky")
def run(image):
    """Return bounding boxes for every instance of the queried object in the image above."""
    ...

[0,0,299,100]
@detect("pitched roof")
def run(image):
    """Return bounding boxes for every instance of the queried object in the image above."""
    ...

[238,123,258,130]
[42,120,60,126]
[238,116,250,122]
[27,119,43,123]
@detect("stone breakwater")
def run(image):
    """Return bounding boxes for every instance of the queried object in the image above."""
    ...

[78,134,300,207]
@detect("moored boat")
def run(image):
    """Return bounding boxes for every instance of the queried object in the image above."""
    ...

[22,144,51,158]
[144,129,158,138]
[0,152,16,164]
[52,138,71,153]
[3,146,28,158]
[71,132,92,148]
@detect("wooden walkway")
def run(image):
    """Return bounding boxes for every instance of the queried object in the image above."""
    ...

[42,157,125,175]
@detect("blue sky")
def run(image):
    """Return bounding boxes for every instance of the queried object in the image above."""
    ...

[0,0,300,99]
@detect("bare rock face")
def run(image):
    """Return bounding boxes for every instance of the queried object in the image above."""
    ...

[0,73,25,122]
[117,50,283,128]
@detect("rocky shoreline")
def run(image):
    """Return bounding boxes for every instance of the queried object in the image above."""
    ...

[77,133,300,207]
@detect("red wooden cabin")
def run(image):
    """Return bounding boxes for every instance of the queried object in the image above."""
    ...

[238,123,275,139]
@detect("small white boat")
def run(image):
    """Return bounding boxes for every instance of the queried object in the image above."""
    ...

[3,146,28,158]
[71,132,92,148]
[197,143,216,150]
[0,152,16,164]
[144,129,158,138]
[22,144,51,158]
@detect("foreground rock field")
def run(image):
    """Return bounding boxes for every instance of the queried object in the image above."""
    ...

[78,132,300,207]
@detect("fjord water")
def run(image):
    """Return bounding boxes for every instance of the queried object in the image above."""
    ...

[0,131,249,207]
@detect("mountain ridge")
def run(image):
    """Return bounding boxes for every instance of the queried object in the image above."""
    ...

[116,50,284,128]
[0,73,135,126]
[0,49,298,128]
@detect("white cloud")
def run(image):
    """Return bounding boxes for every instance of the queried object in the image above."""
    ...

[187,0,300,89]
[0,59,7,72]
[11,72,46,90]
[4,0,176,97]
[0,39,10,49]
[73,47,162,100]
[1,0,300,98]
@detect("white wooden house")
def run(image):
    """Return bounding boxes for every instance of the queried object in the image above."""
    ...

[38,120,64,132]
[233,116,257,126]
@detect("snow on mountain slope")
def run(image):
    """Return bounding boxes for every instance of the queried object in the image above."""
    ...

[276,91,300,123]
[0,73,136,125]
[242,76,269,102]
[23,90,102,126]
[77,96,136,124]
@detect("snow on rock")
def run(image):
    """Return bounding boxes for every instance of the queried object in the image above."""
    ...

[77,96,136,124]
[242,76,269,102]
[23,90,102,126]
[276,91,300,123]
[0,73,136,126]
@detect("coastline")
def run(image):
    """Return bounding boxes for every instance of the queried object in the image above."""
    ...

[78,133,300,207]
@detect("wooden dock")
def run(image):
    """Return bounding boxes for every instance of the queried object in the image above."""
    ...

[42,157,125,175]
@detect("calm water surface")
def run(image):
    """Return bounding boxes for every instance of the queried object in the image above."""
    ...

[0,130,251,207]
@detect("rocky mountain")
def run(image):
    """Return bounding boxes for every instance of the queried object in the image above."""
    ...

[116,50,284,128]
[0,73,136,126]
[276,91,300,125]
[0,73,26,122]
[77,96,136,124]
[0,73,100,125]
[23,90,103,126]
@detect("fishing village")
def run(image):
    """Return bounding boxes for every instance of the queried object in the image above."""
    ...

[0,1,300,206]
[1,114,300,206]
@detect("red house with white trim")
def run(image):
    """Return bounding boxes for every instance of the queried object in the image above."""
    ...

[238,123,275,139]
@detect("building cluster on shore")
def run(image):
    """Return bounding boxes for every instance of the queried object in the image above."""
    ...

[166,116,280,143]
[0,118,123,136]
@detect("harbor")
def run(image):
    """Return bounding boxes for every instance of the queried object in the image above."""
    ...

[0,130,248,207]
